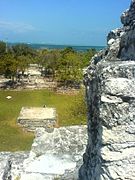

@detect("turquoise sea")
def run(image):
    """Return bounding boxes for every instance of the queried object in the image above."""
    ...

[8,43,105,52]
[29,44,105,51]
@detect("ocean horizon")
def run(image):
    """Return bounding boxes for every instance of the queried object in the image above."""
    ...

[8,42,105,52]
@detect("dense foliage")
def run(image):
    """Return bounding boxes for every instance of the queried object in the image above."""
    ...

[0,42,96,87]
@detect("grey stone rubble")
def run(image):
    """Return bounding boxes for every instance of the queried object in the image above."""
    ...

[79,0,135,179]
[0,152,29,180]
[17,107,57,131]
[23,63,56,89]
[0,125,87,180]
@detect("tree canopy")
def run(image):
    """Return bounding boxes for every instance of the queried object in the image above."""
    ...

[0,41,6,56]
[0,42,97,87]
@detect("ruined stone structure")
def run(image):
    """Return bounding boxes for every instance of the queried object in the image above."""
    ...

[0,126,87,179]
[0,64,57,90]
[1,1,135,180]
[79,0,135,179]
[18,107,57,131]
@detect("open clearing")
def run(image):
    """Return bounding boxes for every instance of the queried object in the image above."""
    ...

[0,89,86,151]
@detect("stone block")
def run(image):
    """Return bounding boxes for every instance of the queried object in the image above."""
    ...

[17,107,57,131]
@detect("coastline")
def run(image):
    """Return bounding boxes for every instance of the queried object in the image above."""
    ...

[7,42,105,51]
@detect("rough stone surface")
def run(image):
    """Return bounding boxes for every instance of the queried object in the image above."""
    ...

[0,126,87,180]
[79,1,135,179]
[21,126,87,180]
[17,107,57,131]
[0,152,29,180]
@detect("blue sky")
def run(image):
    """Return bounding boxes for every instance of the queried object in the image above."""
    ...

[0,0,131,46]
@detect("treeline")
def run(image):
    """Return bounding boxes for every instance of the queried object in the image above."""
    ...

[0,41,96,87]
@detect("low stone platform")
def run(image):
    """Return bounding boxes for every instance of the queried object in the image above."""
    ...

[17,107,57,131]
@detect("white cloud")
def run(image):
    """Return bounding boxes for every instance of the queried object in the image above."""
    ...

[0,20,36,33]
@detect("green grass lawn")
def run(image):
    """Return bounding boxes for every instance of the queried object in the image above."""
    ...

[0,89,86,151]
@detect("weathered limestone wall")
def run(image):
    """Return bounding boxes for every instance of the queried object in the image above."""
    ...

[0,126,87,180]
[79,1,135,179]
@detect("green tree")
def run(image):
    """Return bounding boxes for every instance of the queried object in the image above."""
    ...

[16,55,30,76]
[2,53,18,81]
[56,52,82,87]
[38,49,61,80]
[0,56,6,75]
[82,48,97,67]
[61,46,75,57]
[11,43,35,57]
[0,41,6,56]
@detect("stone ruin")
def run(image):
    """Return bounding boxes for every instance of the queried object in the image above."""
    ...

[0,101,87,179]
[79,0,135,179]
[0,64,56,90]
[0,107,87,179]
[23,64,56,89]
[0,126,87,179]
[17,107,57,131]
[1,1,135,179]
